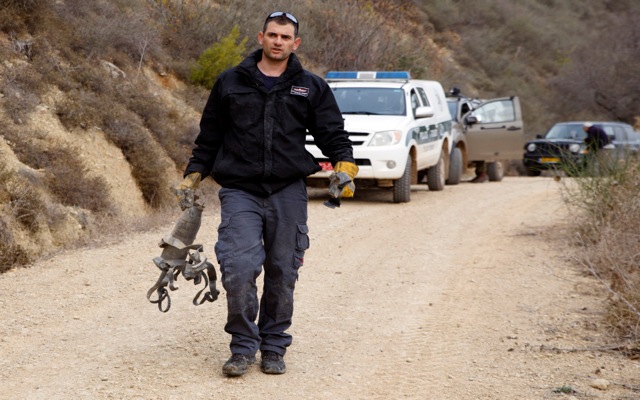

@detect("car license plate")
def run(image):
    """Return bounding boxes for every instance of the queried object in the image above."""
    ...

[319,161,333,171]
[540,157,560,164]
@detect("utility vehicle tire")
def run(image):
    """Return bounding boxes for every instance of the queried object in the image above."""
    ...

[427,152,446,191]
[393,156,412,203]
[487,161,504,182]
[446,147,463,185]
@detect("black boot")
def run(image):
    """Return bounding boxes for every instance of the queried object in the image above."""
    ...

[260,351,286,374]
[222,353,256,377]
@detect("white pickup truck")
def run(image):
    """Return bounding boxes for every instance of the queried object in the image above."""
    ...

[305,71,453,203]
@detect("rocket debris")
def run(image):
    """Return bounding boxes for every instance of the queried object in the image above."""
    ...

[146,191,219,312]
[324,171,352,208]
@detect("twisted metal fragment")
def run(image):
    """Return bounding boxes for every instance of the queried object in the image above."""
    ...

[146,191,219,312]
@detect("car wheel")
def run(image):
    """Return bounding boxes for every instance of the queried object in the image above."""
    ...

[393,155,412,203]
[487,161,504,182]
[446,147,463,185]
[427,151,446,191]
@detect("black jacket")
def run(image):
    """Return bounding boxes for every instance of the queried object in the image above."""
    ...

[585,125,610,151]
[185,49,354,196]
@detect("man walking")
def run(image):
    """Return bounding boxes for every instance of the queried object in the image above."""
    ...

[177,11,357,377]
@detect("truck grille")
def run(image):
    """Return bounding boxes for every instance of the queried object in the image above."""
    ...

[535,142,572,156]
[306,131,369,147]
[347,132,368,146]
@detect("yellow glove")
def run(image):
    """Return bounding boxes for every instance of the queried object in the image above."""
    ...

[331,161,358,198]
[175,172,201,210]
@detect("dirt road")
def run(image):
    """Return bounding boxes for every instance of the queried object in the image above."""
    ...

[1,177,638,399]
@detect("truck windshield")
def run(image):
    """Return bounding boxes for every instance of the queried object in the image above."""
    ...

[332,88,406,116]
[546,124,587,140]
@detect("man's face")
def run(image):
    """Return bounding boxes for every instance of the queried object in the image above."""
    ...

[258,20,300,62]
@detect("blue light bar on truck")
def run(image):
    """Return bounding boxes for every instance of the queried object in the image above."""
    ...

[325,71,411,80]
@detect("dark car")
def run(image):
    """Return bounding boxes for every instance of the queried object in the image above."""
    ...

[522,121,637,176]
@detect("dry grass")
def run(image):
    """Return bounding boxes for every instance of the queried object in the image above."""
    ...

[2,126,115,213]
[0,62,46,124]
[0,217,31,272]
[102,109,173,208]
[560,156,640,348]
[0,163,38,271]
[115,80,201,169]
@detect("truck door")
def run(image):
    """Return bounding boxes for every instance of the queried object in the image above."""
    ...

[464,96,524,161]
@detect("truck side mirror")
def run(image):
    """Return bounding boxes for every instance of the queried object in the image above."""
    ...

[465,115,482,125]
[415,106,434,118]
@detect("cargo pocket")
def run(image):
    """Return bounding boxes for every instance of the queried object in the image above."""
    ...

[292,223,310,269]
[214,218,231,264]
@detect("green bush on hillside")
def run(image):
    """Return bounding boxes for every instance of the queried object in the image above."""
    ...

[190,25,247,89]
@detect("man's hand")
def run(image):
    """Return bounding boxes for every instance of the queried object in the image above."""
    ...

[175,172,201,210]
[328,161,358,198]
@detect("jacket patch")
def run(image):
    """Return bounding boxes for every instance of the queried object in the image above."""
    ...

[291,86,309,97]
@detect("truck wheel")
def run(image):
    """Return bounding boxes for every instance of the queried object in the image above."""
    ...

[446,147,463,185]
[427,152,446,191]
[393,156,412,203]
[487,161,504,182]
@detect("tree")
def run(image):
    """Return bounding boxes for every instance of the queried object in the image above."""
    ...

[189,25,247,89]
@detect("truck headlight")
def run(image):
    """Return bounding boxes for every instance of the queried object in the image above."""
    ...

[369,130,402,146]
[526,143,536,152]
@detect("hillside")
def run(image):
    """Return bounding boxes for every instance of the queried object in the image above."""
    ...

[1,0,639,268]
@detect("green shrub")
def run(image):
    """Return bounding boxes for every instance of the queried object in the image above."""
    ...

[190,25,247,89]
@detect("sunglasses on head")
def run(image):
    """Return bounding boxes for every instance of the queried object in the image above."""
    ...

[265,11,298,27]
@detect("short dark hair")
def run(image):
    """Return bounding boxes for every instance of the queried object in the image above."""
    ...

[263,12,299,36]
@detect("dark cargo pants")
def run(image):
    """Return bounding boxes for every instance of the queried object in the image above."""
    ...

[215,179,309,357]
